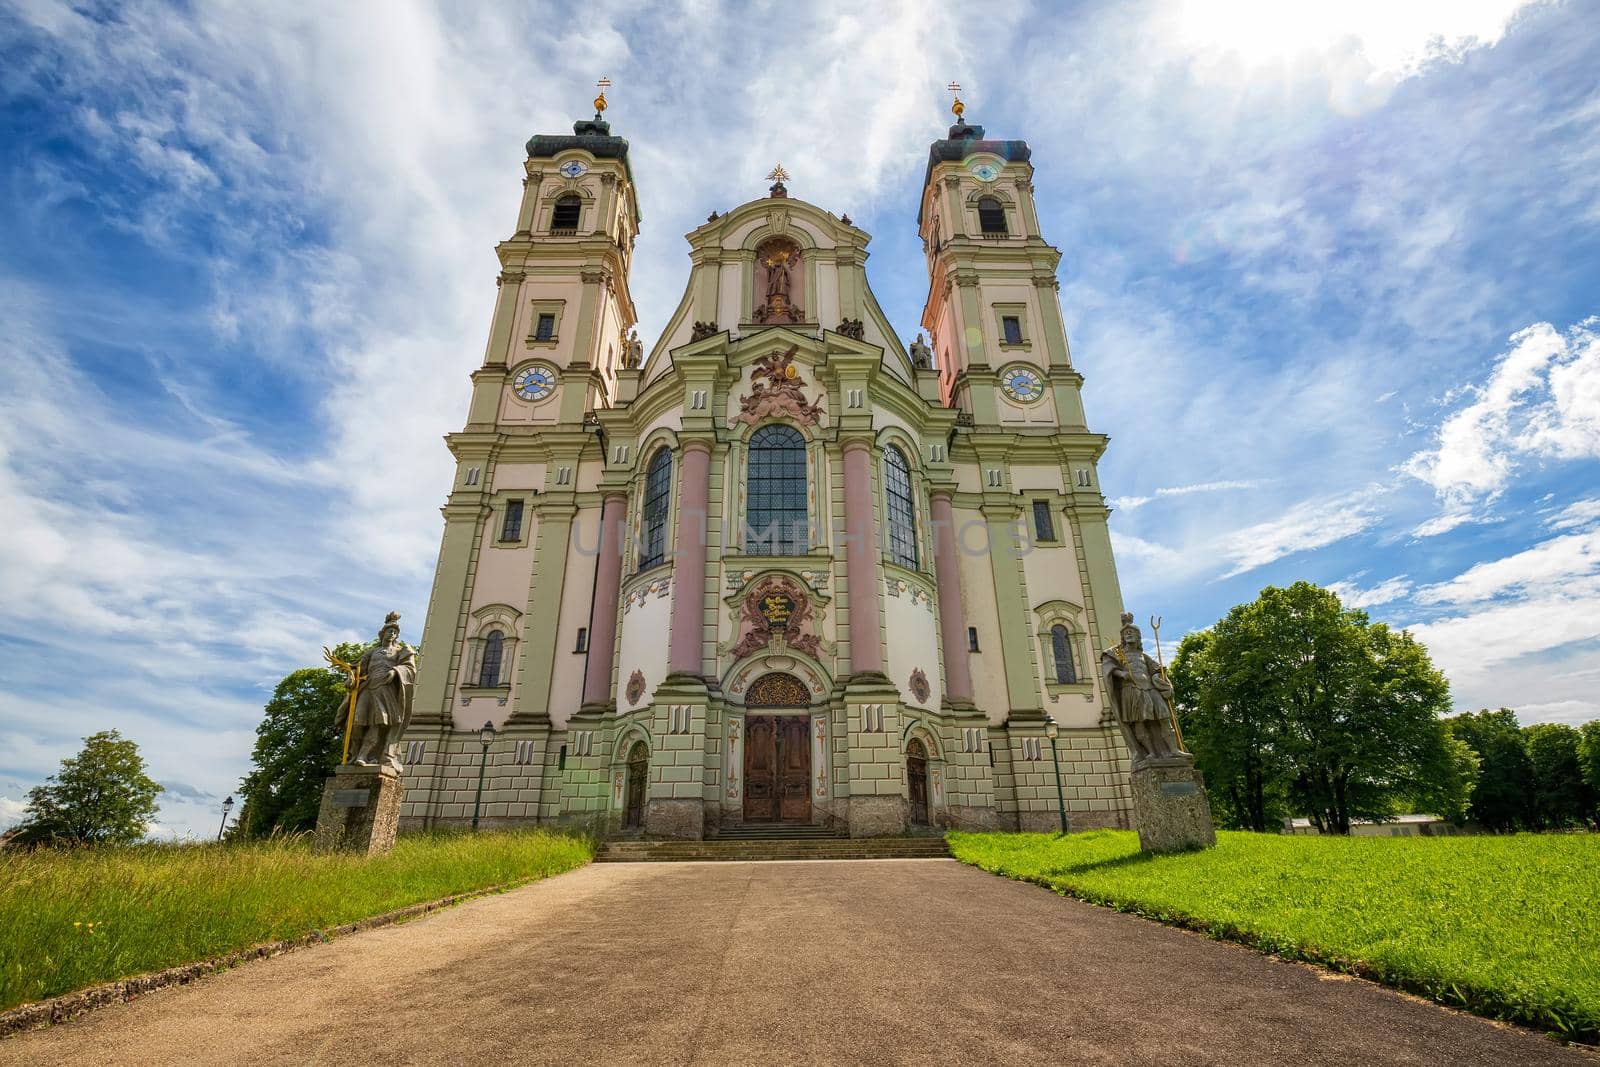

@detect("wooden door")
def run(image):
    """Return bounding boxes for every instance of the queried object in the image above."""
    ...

[743,714,811,822]
[624,742,648,828]
[778,715,812,821]
[744,716,777,821]
[907,738,929,826]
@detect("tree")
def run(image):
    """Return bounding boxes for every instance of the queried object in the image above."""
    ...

[11,730,163,846]
[233,642,366,838]
[1445,709,1534,831]
[1171,626,1289,831]
[1580,721,1600,829]
[1411,730,1479,825]
[1170,582,1457,834]
[1524,722,1591,830]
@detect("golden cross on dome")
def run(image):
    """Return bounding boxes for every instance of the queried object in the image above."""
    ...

[766,164,790,184]
[594,76,612,112]
[947,81,965,119]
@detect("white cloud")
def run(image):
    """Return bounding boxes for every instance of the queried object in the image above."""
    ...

[1216,487,1388,578]
[1414,529,1600,606]
[1516,700,1600,727]
[1547,497,1600,531]
[1403,319,1600,528]
[1113,479,1264,511]
[1327,575,1413,609]
[0,797,27,831]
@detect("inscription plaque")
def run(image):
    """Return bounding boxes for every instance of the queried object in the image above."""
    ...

[332,789,371,808]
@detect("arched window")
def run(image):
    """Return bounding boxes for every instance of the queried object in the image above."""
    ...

[883,445,918,569]
[551,195,581,232]
[746,424,807,555]
[478,630,504,687]
[638,447,672,570]
[977,196,1007,235]
[1051,624,1076,684]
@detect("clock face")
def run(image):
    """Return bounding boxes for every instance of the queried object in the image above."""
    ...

[513,365,556,402]
[968,159,1001,182]
[1000,366,1045,404]
[557,160,588,179]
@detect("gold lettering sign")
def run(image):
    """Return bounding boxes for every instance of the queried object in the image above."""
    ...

[760,592,795,628]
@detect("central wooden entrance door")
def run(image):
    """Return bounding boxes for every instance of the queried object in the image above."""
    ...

[743,715,811,821]
[742,671,814,823]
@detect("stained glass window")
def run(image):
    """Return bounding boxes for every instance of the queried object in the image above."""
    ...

[1051,624,1076,685]
[745,425,807,555]
[884,445,918,569]
[478,630,504,687]
[639,447,672,570]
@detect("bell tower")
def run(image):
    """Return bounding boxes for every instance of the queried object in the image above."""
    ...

[462,82,641,432]
[917,91,1088,432]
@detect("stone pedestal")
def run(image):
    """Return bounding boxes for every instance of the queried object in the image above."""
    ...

[1130,759,1216,853]
[313,765,403,856]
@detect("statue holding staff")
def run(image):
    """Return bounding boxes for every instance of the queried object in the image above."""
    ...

[1101,612,1185,767]
[331,611,417,772]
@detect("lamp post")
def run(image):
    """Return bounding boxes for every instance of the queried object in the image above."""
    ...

[217,795,234,842]
[471,720,497,831]
[1044,717,1069,835]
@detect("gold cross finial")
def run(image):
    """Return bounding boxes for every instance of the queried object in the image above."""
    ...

[947,80,965,119]
[766,163,790,184]
[594,76,612,113]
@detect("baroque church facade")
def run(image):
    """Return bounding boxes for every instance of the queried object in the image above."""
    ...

[398,101,1136,837]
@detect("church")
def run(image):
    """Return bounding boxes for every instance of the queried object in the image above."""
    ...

[398,92,1137,838]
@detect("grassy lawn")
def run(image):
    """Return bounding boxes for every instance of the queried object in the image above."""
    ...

[0,829,592,1012]
[948,830,1600,1043]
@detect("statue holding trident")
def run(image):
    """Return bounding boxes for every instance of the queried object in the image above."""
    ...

[1101,612,1186,768]
[325,612,417,773]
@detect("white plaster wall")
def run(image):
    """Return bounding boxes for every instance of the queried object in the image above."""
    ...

[883,585,941,712]
[954,505,1010,724]
[548,503,601,729]
[470,533,534,617]
[617,580,672,712]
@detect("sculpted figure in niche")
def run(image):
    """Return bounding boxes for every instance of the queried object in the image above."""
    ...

[1101,613,1185,768]
[340,612,418,772]
[755,238,803,323]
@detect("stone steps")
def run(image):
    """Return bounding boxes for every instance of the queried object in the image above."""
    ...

[595,836,952,863]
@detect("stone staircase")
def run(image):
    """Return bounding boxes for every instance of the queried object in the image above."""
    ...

[595,824,951,863]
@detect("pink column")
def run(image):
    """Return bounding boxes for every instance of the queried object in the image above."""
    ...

[668,440,712,676]
[841,438,884,675]
[582,493,628,706]
[930,490,973,701]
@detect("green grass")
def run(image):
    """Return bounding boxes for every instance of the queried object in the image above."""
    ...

[0,829,592,1012]
[948,830,1600,1043]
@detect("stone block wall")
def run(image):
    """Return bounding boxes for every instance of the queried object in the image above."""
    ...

[397,722,551,829]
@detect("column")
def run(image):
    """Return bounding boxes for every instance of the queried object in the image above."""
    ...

[581,493,628,706]
[841,438,884,676]
[668,440,711,675]
[930,490,973,702]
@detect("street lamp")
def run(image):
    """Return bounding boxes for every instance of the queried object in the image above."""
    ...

[471,720,497,831]
[217,795,234,842]
[1044,717,1069,835]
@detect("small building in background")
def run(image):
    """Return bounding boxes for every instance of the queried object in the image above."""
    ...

[1281,814,1460,837]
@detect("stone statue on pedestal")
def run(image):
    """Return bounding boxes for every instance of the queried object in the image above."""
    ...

[1104,611,1216,852]
[315,611,415,855]
[339,612,418,772]
[1100,613,1184,768]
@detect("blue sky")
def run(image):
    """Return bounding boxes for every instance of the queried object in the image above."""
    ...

[2,0,1597,837]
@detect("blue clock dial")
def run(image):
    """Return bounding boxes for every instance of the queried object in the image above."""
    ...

[968,159,1001,182]
[558,160,588,179]
[513,366,556,402]
[1000,367,1044,404]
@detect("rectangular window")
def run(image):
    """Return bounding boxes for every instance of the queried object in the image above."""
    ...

[968,627,981,652]
[500,499,525,542]
[1002,316,1023,345]
[535,313,556,341]
[1032,500,1055,542]
[574,627,588,653]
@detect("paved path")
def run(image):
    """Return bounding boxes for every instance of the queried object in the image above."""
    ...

[4,860,1590,1066]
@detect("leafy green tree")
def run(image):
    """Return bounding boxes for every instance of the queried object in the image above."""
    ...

[1410,730,1479,824]
[1580,720,1600,829]
[1445,709,1534,831]
[11,730,163,846]
[233,642,366,838]
[1524,722,1591,830]
[1171,582,1456,834]
[1171,627,1290,831]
